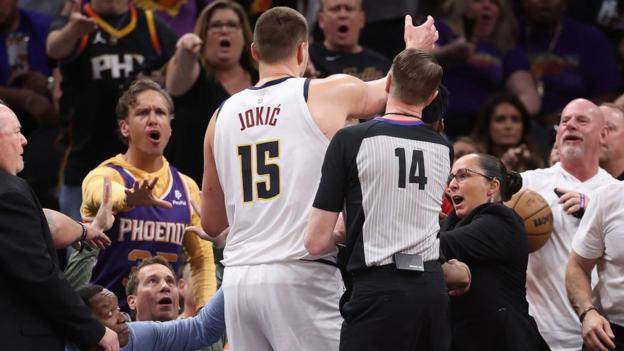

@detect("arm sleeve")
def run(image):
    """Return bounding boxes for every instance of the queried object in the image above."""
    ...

[0,189,105,348]
[439,207,518,264]
[129,288,225,351]
[572,187,605,259]
[313,130,350,212]
[63,246,99,289]
[81,166,130,220]
[182,175,217,309]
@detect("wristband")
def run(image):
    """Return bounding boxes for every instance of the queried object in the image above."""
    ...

[579,305,597,323]
[78,221,87,242]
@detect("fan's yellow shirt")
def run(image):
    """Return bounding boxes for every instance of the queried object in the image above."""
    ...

[81,154,216,308]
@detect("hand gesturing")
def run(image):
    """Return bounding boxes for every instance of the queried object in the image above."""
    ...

[125,177,173,209]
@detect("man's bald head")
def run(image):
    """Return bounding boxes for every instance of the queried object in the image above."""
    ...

[556,98,604,163]
[0,104,27,175]
[599,103,624,171]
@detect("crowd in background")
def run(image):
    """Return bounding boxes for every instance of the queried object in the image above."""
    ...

[3,0,624,350]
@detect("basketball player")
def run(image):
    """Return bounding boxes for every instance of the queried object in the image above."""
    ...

[79,79,216,312]
[305,49,451,350]
[201,7,438,351]
[521,98,618,351]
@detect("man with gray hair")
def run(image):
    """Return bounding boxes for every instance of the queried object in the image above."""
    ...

[0,101,119,350]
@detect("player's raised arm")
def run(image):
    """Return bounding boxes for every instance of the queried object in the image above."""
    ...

[309,15,439,124]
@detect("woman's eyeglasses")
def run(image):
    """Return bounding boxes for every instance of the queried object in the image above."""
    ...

[208,21,241,32]
[447,168,494,185]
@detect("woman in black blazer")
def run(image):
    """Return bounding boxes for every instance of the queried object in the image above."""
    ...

[440,153,549,351]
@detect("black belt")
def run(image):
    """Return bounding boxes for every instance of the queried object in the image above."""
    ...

[299,258,339,268]
[353,261,442,277]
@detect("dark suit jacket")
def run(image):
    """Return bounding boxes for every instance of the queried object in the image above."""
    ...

[439,203,550,351]
[0,171,104,351]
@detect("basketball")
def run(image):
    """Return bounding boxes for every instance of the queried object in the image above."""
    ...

[504,189,553,253]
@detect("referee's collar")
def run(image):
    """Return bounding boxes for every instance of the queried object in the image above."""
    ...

[374,117,425,126]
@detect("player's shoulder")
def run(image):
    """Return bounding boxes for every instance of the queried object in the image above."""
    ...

[310,73,362,90]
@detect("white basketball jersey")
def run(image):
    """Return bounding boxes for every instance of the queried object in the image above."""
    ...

[214,77,330,266]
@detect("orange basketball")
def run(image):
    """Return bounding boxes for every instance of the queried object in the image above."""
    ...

[504,189,553,253]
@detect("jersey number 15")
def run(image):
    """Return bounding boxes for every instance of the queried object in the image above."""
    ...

[238,140,280,202]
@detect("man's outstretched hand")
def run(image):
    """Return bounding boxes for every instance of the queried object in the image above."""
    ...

[404,15,438,52]
[125,177,173,209]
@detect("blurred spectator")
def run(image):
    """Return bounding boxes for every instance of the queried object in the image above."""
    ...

[16,0,65,17]
[566,1,624,74]
[474,93,544,172]
[453,136,483,163]
[435,0,541,139]
[308,0,390,81]
[521,0,624,127]
[46,0,176,220]
[0,0,63,208]
[599,103,624,180]
[134,0,212,38]
[166,0,257,185]
[359,0,418,60]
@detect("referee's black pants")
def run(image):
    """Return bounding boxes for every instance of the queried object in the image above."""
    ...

[339,262,451,351]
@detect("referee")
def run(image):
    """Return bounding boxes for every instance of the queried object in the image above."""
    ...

[304,48,452,351]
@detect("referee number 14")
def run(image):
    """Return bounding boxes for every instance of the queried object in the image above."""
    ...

[394,148,427,189]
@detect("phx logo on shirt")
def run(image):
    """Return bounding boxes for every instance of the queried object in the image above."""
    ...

[172,189,187,206]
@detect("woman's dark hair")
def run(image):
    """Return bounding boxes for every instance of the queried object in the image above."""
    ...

[476,153,522,201]
[472,93,531,155]
[472,93,531,154]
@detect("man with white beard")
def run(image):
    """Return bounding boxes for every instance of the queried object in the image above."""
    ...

[519,99,618,351]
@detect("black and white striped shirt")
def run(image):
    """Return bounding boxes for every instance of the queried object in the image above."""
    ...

[313,118,452,273]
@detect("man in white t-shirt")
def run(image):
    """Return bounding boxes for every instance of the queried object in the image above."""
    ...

[566,182,624,351]
[521,98,618,351]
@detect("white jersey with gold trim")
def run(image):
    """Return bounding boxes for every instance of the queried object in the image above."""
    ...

[214,77,331,266]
